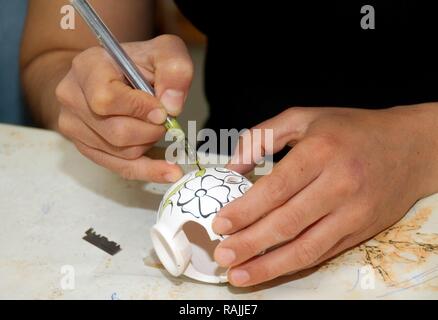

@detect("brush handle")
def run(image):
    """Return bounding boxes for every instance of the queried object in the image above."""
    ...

[70,0,155,94]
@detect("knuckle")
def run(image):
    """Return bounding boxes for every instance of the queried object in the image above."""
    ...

[263,173,289,205]
[295,239,322,267]
[252,264,277,283]
[120,146,146,160]
[332,158,364,196]
[82,46,104,60]
[353,210,372,228]
[119,164,139,181]
[71,54,83,71]
[57,112,71,136]
[144,128,165,145]
[90,149,107,165]
[107,119,131,147]
[283,106,305,118]
[166,58,194,79]
[73,141,87,157]
[333,179,350,196]
[71,48,102,70]
[363,209,379,227]
[126,93,150,119]
[55,78,73,107]
[238,236,261,256]
[306,134,340,162]
[334,174,361,196]
[156,34,184,46]
[89,87,114,115]
[274,210,302,242]
[344,159,365,192]
[315,133,340,153]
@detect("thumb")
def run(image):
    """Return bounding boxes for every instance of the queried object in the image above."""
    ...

[150,35,194,117]
[226,108,318,174]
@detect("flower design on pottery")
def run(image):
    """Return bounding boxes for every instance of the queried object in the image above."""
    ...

[215,168,231,174]
[239,183,250,195]
[177,175,231,218]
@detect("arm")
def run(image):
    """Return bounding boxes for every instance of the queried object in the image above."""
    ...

[20,0,155,129]
[20,0,194,183]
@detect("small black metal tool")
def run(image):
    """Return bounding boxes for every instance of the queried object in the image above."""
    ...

[83,228,122,256]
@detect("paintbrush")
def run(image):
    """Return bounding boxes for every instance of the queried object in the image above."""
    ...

[70,0,201,171]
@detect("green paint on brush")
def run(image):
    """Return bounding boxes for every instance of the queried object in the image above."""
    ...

[164,117,182,131]
[165,117,203,171]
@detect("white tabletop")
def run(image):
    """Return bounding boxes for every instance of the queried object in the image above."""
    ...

[1,124,438,300]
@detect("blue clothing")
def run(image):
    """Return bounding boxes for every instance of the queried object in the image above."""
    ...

[0,0,29,125]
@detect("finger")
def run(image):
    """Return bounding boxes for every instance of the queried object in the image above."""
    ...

[214,171,351,267]
[213,136,328,235]
[57,72,166,147]
[73,140,183,183]
[58,108,153,160]
[71,48,168,123]
[89,115,166,148]
[137,35,194,116]
[226,108,321,174]
[227,212,352,287]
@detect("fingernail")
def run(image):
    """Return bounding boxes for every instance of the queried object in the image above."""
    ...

[215,248,236,267]
[229,269,250,286]
[148,108,168,125]
[161,89,185,115]
[164,171,182,183]
[213,217,232,234]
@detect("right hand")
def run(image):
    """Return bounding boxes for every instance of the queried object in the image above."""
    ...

[55,35,194,183]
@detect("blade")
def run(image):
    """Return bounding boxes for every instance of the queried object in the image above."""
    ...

[82,228,122,256]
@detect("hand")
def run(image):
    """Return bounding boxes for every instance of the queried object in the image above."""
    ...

[213,105,438,287]
[56,35,193,182]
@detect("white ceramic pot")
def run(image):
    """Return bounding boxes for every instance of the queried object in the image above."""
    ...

[151,167,252,284]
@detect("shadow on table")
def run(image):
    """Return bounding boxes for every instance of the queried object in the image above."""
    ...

[156,267,322,297]
[146,243,322,296]
[226,267,322,295]
[57,139,163,211]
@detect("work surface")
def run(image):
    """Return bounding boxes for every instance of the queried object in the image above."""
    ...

[1,124,438,299]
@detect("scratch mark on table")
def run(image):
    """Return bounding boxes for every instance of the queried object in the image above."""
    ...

[377,272,438,298]
[111,292,120,300]
[389,264,438,288]
[348,269,361,292]
[41,202,54,215]
[324,207,438,287]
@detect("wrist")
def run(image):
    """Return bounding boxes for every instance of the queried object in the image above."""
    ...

[22,50,79,130]
[387,103,438,198]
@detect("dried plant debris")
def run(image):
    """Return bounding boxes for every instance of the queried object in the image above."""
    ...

[323,207,438,284]
[83,228,122,256]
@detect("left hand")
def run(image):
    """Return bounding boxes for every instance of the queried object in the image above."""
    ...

[212,104,438,287]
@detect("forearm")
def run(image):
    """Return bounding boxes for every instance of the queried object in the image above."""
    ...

[21,50,79,130]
